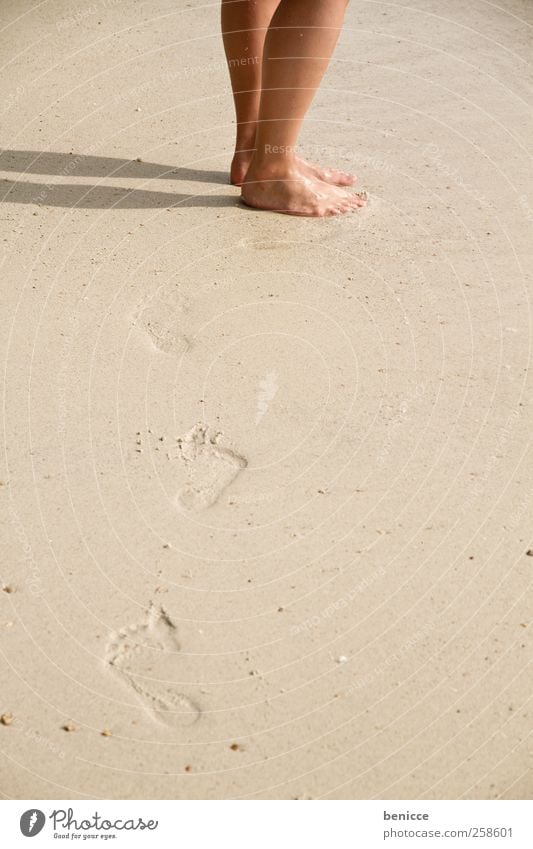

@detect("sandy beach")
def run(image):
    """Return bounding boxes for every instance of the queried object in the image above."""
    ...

[1,0,532,799]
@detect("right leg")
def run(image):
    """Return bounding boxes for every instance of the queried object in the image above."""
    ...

[241,0,366,216]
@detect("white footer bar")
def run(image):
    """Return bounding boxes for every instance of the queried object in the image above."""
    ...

[2,800,532,848]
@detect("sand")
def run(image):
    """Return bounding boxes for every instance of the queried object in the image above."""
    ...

[0,0,532,800]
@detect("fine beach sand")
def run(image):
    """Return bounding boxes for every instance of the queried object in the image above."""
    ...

[1,0,532,800]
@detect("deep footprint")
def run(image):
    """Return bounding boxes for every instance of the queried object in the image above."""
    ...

[105,603,200,727]
[175,423,247,511]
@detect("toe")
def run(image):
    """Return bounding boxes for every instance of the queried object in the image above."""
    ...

[335,171,356,187]
[348,192,367,208]
[334,202,350,216]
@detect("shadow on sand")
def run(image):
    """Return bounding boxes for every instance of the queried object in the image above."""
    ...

[0,149,238,210]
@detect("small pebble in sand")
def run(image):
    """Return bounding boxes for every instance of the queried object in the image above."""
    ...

[2,585,15,594]
[62,723,76,732]
[184,765,192,773]
[101,729,112,737]
[136,157,142,162]
[336,656,348,664]
[526,549,533,557]
[1,713,13,725]
[229,743,242,751]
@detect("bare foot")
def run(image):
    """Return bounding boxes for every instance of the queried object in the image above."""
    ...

[231,150,355,188]
[240,162,366,217]
[297,157,355,187]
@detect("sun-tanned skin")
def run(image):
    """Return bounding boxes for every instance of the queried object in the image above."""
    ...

[221,0,366,217]
[241,162,366,216]
[230,146,355,188]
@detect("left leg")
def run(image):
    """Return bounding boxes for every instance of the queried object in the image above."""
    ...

[221,0,279,186]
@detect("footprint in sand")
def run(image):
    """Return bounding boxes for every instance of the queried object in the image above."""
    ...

[134,298,190,355]
[105,603,200,727]
[175,423,247,511]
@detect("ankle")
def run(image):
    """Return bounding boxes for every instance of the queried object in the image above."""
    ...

[249,145,298,176]
[234,124,257,156]
[234,143,256,159]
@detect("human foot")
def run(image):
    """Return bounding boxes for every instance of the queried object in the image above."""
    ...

[297,157,355,187]
[241,161,366,217]
[231,149,355,188]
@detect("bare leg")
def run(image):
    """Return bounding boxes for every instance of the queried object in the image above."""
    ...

[221,0,278,186]
[221,0,356,189]
[240,0,366,216]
